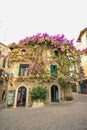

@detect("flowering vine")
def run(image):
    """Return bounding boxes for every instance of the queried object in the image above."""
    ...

[8,33,82,83]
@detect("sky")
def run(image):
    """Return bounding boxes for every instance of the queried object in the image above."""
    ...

[0,0,87,45]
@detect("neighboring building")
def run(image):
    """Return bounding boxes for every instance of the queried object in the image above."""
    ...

[6,34,77,108]
[76,27,87,93]
[0,42,11,101]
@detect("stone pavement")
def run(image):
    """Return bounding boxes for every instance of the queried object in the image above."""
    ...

[0,93,87,130]
[0,101,5,109]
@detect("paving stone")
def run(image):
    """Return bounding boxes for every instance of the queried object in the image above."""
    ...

[0,93,87,130]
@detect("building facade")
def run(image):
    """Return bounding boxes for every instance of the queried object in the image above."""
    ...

[0,42,11,101]
[76,27,87,93]
[6,34,76,108]
[7,44,62,108]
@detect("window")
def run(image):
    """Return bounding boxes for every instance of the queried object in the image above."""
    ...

[54,50,58,56]
[0,50,2,55]
[50,65,57,75]
[21,49,26,55]
[77,56,81,63]
[18,64,29,76]
[78,66,84,78]
[2,58,6,68]
[7,59,11,68]
[79,66,84,74]
[0,69,5,78]
[86,34,87,42]
[0,69,2,77]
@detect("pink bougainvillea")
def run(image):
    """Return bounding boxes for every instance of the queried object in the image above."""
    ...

[18,33,76,52]
[9,33,87,55]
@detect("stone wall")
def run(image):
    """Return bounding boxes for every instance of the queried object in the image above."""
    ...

[0,43,10,101]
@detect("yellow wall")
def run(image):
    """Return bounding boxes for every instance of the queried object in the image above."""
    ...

[76,31,87,77]
[81,55,87,76]
[0,43,10,101]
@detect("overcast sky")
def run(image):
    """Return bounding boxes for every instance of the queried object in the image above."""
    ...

[0,0,87,45]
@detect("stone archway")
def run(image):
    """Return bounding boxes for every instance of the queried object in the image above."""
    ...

[17,86,27,107]
[51,85,59,102]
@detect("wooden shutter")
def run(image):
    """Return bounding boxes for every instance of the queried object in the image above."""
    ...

[50,65,57,74]
[18,64,21,76]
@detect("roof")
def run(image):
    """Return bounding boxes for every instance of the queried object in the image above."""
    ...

[0,42,8,47]
[77,27,87,42]
[8,42,16,49]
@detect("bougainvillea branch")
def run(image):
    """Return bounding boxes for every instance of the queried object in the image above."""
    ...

[8,33,83,83]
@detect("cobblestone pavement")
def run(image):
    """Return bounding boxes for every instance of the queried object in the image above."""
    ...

[0,93,87,130]
[0,101,5,109]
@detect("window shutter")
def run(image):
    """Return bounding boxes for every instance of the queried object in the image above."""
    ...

[50,65,57,74]
[2,59,6,68]
[0,50,2,55]
[18,64,21,76]
[0,69,2,77]
[18,64,29,76]
[54,65,57,74]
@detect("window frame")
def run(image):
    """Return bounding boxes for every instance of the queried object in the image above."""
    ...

[18,64,29,76]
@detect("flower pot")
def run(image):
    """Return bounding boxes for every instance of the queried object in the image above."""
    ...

[32,100,44,108]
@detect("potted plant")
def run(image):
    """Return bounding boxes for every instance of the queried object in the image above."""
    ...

[30,86,48,107]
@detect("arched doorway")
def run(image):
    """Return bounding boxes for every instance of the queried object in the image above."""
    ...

[17,86,27,107]
[51,85,59,102]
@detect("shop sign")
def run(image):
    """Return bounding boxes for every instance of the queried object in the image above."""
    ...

[9,73,14,77]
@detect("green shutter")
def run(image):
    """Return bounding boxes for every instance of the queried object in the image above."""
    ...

[50,65,54,74]
[54,50,58,56]
[2,59,6,68]
[50,65,57,74]
[18,64,21,76]
[54,65,57,74]
[0,50,2,55]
